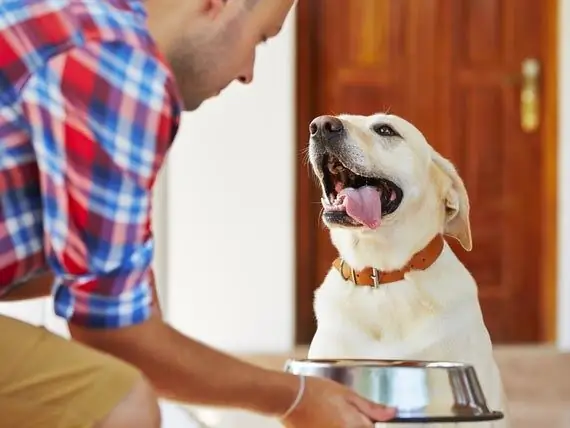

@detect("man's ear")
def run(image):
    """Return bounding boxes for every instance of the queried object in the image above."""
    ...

[203,0,226,18]
[431,150,473,251]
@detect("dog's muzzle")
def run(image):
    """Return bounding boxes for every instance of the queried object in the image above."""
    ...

[309,115,345,146]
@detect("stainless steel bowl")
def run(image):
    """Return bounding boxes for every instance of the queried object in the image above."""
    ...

[284,359,504,424]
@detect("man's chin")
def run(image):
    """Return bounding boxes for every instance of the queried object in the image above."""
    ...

[177,93,201,111]
[180,89,225,112]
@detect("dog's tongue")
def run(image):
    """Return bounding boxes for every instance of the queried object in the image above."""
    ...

[339,186,382,229]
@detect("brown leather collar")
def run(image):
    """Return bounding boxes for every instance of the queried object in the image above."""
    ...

[332,234,445,287]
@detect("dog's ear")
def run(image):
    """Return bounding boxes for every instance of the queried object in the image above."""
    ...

[431,150,472,251]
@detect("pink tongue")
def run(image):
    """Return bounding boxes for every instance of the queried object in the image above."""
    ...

[339,186,382,229]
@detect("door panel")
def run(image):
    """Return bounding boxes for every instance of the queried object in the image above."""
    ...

[295,0,554,344]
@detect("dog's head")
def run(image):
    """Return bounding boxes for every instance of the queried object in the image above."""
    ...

[308,113,472,269]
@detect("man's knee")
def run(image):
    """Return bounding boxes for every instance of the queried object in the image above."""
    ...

[96,376,161,428]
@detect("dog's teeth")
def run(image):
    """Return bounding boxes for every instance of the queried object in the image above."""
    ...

[390,190,396,201]
[328,161,344,174]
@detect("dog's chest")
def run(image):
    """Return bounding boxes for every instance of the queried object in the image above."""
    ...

[314,275,464,340]
[310,268,486,362]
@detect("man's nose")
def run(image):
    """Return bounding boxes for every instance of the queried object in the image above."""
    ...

[238,53,256,84]
[309,115,344,141]
[238,72,253,84]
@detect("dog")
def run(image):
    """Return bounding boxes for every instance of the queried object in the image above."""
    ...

[306,113,510,428]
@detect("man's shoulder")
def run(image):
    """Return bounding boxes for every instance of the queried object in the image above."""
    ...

[1,0,160,94]
[67,0,156,50]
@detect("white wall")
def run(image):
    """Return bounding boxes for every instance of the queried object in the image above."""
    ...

[152,166,170,308]
[557,0,570,351]
[165,12,296,353]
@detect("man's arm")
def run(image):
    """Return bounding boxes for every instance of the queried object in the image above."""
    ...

[20,40,299,417]
[69,269,300,415]
[69,312,298,415]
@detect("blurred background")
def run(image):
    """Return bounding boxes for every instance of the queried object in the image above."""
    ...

[164,0,570,355]
[1,0,569,427]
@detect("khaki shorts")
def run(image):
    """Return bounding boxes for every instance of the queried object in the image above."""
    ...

[0,314,141,428]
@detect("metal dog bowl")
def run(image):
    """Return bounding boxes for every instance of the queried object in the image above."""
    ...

[284,359,504,424]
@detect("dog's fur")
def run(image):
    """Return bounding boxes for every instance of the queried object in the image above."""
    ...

[307,113,510,428]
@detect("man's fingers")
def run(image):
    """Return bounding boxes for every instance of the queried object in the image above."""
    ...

[348,394,397,422]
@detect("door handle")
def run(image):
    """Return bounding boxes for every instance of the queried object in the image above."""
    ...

[520,58,540,133]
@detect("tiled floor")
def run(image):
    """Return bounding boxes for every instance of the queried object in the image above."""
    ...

[186,345,570,428]
[494,346,570,427]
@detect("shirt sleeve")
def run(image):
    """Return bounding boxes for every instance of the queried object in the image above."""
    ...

[20,40,179,328]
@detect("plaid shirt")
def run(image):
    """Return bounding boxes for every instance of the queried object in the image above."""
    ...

[0,0,182,328]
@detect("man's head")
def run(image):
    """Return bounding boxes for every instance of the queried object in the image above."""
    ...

[146,0,295,110]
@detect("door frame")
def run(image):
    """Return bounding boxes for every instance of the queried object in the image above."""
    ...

[294,0,560,345]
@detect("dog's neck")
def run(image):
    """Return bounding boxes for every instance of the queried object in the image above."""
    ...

[329,191,445,272]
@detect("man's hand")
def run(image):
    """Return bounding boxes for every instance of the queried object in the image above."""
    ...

[283,376,396,428]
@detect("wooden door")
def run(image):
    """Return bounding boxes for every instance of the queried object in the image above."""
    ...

[295,0,558,345]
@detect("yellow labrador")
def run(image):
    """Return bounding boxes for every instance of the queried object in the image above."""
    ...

[306,113,510,428]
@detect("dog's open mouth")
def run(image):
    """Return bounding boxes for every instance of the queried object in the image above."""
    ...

[320,154,404,229]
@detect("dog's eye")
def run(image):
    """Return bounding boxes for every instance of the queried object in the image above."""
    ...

[373,124,399,137]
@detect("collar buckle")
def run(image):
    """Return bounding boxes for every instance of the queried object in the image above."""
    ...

[370,268,381,288]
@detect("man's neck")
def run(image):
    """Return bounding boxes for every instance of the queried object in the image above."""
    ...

[145,0,203,56]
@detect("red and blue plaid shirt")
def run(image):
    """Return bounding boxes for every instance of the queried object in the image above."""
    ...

[0,0,182,328]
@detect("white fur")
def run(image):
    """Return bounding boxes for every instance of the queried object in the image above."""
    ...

[307,114,510,428]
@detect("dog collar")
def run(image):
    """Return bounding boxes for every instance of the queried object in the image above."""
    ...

[332,234,445,287]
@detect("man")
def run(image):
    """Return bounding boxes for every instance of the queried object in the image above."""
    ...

[0,0,396,427]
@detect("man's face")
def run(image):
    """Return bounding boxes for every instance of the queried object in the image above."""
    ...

[166,0,294,111]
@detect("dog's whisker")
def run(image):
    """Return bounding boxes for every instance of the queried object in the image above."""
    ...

[307,164,321,184]
[300,148,311,167]
[317,207,328,230]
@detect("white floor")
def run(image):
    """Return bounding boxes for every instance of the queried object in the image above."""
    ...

[189,406,283,428]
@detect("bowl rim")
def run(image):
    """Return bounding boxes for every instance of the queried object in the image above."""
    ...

[285,358,474,369]
[386,411,504,423]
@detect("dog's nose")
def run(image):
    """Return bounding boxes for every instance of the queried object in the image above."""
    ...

[309,115,344,140]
